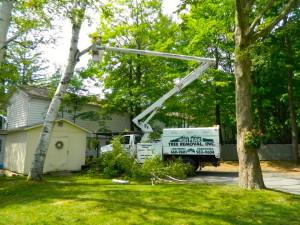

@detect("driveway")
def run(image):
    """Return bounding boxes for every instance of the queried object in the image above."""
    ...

[188,171,300,195]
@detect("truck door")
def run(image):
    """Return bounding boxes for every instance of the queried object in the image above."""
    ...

[120,135,131,154]
[132,135,141,158]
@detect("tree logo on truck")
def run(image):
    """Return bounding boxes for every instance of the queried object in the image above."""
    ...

[186,148,196,153]
[168,136,215,146]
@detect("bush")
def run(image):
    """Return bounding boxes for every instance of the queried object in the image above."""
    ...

[164,157,195,179]
[85,137,140,179]
[85,137,195,180]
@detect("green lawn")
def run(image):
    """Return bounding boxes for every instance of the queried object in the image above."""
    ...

[0,174,299,225]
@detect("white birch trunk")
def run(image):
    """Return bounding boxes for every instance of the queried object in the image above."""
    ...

[0,0,14,66]
[27,1,89,181]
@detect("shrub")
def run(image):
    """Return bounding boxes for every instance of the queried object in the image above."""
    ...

[245,129,264,148]
[85,137,195,180]
[85,137,140,178]
[164,157,195,179]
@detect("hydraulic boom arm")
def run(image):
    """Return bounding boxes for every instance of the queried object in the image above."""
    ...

[95,45,215,141]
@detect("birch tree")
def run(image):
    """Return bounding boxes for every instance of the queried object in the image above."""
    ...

[0,0,15,66]
[234,0,299,189]
[27,0,99,181]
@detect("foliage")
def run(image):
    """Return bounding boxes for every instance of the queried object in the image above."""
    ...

[141,155,195,180]
[164,156,195,179]
[174,0,236,140]
[250,8,300,144]
[85,137,194,180]
[1,176,300,224]
[86,136,140,179]
[0,0,53,111]
[245,129,264,148]
[87,138,99,150]
[91,0,183,129]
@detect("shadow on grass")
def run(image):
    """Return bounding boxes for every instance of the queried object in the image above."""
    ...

[1,175,300,224]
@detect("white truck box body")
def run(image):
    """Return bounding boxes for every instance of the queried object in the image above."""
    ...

[136,127,220,163]
[162,127,219,137]
[162,127,220,158]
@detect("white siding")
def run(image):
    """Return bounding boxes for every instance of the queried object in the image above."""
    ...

[3,131,28,174]
[0,135,6,167]
[28,99,50,125]
[31,100,131,132]
[105,113,131,132]
[7,90,131,133]
[7,90,29,130]
[64,105,131,133]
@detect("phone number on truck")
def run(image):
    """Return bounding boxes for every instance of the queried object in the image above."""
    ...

[170,148,215,155]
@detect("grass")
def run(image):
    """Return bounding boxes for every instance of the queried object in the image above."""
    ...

[1,174,300,225]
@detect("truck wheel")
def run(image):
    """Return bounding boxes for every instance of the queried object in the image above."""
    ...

[182,157,199,170]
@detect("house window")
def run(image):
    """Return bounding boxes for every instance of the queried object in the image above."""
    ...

[58,122,64,127]
[0,139,2,152]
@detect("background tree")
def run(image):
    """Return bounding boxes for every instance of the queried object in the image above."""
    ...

[0,0,53,114]
[178,0,236,142]
[0,0,15,66]
[282,9,300,162]
[94,0,183,130]
[251,6,300,160]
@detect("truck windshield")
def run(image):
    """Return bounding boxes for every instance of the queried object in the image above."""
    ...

[120,136,130,144]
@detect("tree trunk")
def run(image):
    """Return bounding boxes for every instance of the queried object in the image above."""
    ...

[283,16,299,162]
[257,93,264,134]
[0,0,14,66]
[287,67,299,162]
[234,3,265,189]
[27,1,87,181]
[234,48,265,189]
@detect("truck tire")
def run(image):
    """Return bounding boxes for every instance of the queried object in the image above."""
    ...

[182,156,199,170]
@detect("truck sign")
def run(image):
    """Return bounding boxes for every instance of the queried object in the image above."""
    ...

[162,128,220,157]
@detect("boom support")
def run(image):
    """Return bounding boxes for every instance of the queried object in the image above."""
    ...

[96,46,215,141]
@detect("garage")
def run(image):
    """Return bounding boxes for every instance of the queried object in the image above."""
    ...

[3,119,90,174]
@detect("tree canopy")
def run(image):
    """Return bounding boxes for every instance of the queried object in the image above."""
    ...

[0,0,299,185]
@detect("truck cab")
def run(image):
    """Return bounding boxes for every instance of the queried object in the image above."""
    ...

[100,134,141,157]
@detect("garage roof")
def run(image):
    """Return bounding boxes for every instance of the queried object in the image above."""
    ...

[7,119,91,134]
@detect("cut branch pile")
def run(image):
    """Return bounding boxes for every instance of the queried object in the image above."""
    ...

[150,173,187,185]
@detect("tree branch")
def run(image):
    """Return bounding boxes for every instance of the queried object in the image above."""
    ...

[77,45,93,58]
[236,0,248,32]
[252,0,299,41]
[246,0,276,37]
[246,0,257,8]
[77,37,101,59]
[0,31,22,50]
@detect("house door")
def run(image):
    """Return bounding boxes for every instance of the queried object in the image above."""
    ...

[45,137,69,172]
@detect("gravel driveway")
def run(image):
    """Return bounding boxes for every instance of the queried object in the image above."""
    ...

[188,171,300,195]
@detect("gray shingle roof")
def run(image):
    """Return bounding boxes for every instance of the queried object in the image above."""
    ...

[19,86,51,100]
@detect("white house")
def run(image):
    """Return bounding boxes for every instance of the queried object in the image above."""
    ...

[1,86,132,170]
[6,86,131,133]
[0,132,5,169]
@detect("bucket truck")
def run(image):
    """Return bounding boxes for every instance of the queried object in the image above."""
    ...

[97,46,220,168]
